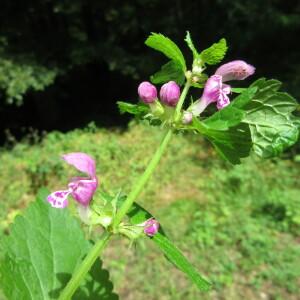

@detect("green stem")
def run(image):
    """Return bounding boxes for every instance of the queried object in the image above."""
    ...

[113,129,173,227]
[113,80,192,227]
[58,232,111,300]
[174,79,191,122]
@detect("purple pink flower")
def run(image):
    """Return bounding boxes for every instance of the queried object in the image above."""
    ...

[47,152,98,208]
[190,60,255,115]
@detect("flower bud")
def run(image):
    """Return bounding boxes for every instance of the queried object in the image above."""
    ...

[160,81,181,107]
[138,81,157,104]
[215,60,255,82]
[144,218,159,237]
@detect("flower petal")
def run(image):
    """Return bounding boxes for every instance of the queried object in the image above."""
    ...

[68,178,98,206]
[222,83,231,95]
[47,190,70,208]
[201,75,223,104]
[215,60,255,82]
[190,75,225,116]
[217,94,230,110]
[62,152,96,178]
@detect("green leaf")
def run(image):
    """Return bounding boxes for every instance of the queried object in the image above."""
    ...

[184,31,199,58]
[117,101,149,116]
[126,202,211,291]
[150,61,185,85]
[231,87,247,93]
[73,259,119,300]
[190,74,209,89]
[192,78,300,163]
[188,88,256,164]
[153,233,211,291]
[200,38,227,65]
[231,86,258,109]
[145,33,186,71]
[203,106,245,130]
[239,78,300,158]
[0,188,117,300]
[127,202,153,225]
[192,118,252,164]
[203,86,258,131]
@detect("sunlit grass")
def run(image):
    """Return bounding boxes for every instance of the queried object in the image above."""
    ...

[0,121,300,299]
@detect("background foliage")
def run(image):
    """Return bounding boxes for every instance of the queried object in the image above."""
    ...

[0,1,300,141]
[1,122,300,299]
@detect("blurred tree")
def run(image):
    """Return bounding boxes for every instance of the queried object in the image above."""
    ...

[0,1,299,116]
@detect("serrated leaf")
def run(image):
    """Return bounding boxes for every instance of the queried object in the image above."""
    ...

[192,118,252,164]
[0,188,118,300]
[145,33,186,71]
[188,87,256,164]
[240,78,300,158]
[200,38,227,65]
[193,78,300,162]
[151,61,185,85]
[125,201,211,291]
[73,259,119,300]
[231,86,258,109]
[203,106,245,130]
[153,233,211,291]
[117,101,149,116]
[184,31,199,58]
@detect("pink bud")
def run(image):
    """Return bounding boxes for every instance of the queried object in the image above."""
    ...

[138,81,157,104]
[144,218,159,237]
[160,81,181,107]
[215,60,255,82]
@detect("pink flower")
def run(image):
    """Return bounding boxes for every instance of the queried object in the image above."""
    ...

[190,60,255,115]
[190,75,231,115]
[160,81,181,107]
[47,153,98,208]
[144,218,160,237]
[215,60,255,82]
[138,81,157,104]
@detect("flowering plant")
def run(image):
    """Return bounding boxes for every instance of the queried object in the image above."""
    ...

[1,32,299,299]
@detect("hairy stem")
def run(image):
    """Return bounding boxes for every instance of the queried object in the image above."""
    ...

[174,79,191,122]
[113,128,173,227]
[114,80,191,227]
[58,232,111,300]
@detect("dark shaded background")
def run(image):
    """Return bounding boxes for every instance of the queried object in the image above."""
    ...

[0,0,300,144]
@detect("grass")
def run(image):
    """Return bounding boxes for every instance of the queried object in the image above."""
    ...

[0,121,300,299]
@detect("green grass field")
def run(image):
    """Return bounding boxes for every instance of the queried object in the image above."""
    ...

[1,121,300,299]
